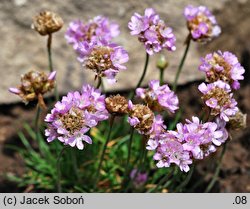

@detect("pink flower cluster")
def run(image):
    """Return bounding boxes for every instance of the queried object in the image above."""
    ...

[130,169,147,188]
[198,81,238,122]
[199,51,245,90]
[45,84,109,150]
[136,80,179,113]
[77,40,129,84]
[128,8,176,55]
[65,16,120,49]
[148,116,228,172]
[184,5,221,42]
[65,16,128,83]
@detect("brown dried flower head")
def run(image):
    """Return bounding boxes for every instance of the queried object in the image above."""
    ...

[228,110,247,130]
[9,70,56,109]
[32,11,63,35]
[129,104,154,134]
[105,94,128,115]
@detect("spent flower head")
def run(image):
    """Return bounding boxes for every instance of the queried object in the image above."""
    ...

[9,70,56,108]
[227,109,247,130]
[32,10,63,36]
[127,101,154,135]
[199,51,245,90]
[105,94,128,115]
[128,8,176,55]
[136,80,179,113]
[184,5,221,42]
[65,16,120,49]
[77,40,129,84]
[198,80,238,121]
[44,84,109,150]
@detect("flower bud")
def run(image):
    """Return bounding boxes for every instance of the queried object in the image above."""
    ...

[157,54,169,70]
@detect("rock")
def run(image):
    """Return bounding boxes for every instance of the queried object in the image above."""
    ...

[0,0,249,104]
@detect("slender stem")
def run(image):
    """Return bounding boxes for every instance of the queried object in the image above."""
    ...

[96,77,102,89]
[47,34,53,73]
[149,168,174,193]
[125,128,135,173]
[174,164,194,192]
[101,79,105,93]
[34,104,41,140]
[130,53,150,100]
[172,36,191,91]
[122,128,135,189]
[47,33,59,101]
[124,136,147,192]
[71,149,80,181]
[124,137,144,192]
[56,146,67,193]
[95,115,115,188]
[205,144,227,193]
[159,68,164,85]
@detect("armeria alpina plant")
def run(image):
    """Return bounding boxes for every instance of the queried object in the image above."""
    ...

[173,5,221,91]
[7,5,247,194]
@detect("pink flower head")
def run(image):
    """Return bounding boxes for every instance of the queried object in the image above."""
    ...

[130,169,147,188]
[150,115,228,171]
[153,132,192,172]
[77,40,129,84]
[44,84,109,150]
[199,51,245,90]
[128,8,176,55]
[65,16,120,49]
[136,80,179,113]
[198,81,238,121]
[184,5,221,42]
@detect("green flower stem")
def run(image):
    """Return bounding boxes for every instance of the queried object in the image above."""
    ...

[56,146,68,193]
[47,33,59,101]
[130,53,150,100]
[47,34,53,73]
[172,36,191,91]
[174,164,194,192]
[95,115,115,188]
[122,127,135,189]
[205,143,227,193]
[124,137,145,192]
[159,68,164,85]
[148,168,174,193]
[125,128,135,175]
[71,149,80,181]
[34,104,41,140]
[96,77,102,89]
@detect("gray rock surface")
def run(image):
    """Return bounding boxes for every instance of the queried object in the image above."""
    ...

[1,0,249,103]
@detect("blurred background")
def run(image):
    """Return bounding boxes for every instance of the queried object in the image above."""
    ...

[0,0,249,192]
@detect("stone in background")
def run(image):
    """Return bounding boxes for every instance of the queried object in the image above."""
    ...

[1,0,249,104]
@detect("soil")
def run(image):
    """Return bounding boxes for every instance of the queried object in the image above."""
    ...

[0,80,249,193]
